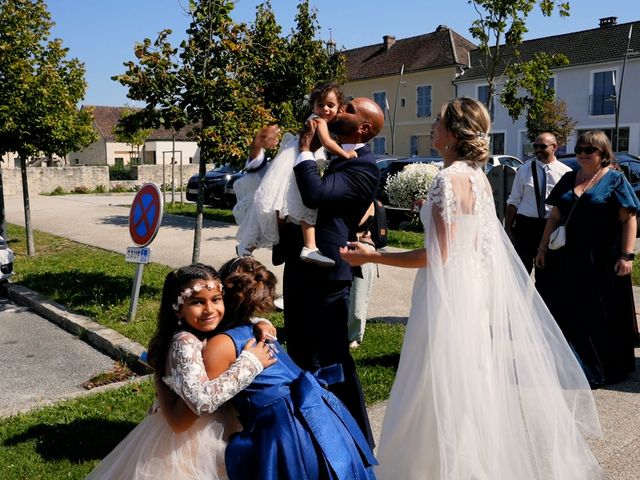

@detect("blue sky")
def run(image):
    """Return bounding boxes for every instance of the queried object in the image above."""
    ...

[47,0,637,106]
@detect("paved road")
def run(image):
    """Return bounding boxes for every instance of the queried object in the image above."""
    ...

[0,296,116,417]
[5,193,415,321]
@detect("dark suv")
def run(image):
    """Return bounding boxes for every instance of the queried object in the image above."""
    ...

[186,165,241,207]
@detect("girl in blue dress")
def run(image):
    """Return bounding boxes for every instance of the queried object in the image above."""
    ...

[206,256,377,479]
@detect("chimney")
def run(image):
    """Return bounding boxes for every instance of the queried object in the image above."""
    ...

[383,35,396,51]
[599,17,618,28]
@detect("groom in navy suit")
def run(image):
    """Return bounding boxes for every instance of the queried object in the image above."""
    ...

[273,97,384,447]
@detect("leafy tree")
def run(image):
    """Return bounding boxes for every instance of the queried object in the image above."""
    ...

[0,0,95,254]
[468,0,570,107]
[115,0,273,262]
[501,52,575,143]
[245,0,346,132]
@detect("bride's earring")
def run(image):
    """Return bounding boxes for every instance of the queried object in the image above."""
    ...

[176,315,183,326]
[444,144,449,151]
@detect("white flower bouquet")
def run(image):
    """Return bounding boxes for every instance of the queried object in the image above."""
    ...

[385,162,441,209]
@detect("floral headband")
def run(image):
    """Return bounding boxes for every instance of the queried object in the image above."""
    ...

[172,281,221,311]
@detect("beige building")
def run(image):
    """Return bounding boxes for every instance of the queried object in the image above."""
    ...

[68,106,199,167]
[342,26,476,157]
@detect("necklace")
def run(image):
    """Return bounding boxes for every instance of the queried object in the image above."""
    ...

[575,167,604,196]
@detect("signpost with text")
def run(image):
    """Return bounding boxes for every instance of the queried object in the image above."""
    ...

[126,183,163,321]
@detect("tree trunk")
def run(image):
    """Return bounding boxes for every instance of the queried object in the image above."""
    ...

[19,155,35,255]
[0,162,6,239]
[192,146,206,263]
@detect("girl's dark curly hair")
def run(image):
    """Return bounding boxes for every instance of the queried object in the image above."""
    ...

[147,263,221,376]
[309,81,345,110]
[218,257,277,328]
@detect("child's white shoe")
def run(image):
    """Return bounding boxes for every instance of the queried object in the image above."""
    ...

[236,243,253,257]
[299,247,335,267]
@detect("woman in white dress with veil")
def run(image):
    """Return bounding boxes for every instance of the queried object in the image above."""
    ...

[340,98,605,479]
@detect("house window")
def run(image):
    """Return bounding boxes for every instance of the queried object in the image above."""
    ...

[75,159,80,165]
[373,91,387,119]
[373,137,386,155]
[400,98,406,108]
[576,127,629,152]
[590,71,615,115]
[477,85,495,119]
[410,135,418,156]
[115,157,124,167]
[489,133,505,155]
[521,132,533,159]
[416,86,431,117]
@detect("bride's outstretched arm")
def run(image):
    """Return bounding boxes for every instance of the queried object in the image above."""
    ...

[340,242,426,268]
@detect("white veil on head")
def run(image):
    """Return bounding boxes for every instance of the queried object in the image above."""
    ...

[377,160,604,480]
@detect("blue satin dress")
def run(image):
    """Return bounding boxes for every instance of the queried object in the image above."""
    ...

[223,325,377,479]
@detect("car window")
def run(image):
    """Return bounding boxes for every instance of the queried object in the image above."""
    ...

[620,161,640,184]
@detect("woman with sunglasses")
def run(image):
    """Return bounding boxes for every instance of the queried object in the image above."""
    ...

[536,130,640,387]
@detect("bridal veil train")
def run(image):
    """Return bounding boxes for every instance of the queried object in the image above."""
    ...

[376,161,604,479]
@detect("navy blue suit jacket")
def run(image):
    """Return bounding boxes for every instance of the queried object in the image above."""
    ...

[287,144,380,281]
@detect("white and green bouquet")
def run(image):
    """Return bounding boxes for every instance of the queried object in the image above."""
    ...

[385,162,441,209]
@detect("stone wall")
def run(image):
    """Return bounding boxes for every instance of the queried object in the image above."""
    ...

[2,164,209,195]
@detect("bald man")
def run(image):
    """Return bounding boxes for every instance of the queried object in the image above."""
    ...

[273,97,384,447]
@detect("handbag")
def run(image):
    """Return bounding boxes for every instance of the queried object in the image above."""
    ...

[547,169,601,250]
[548,225,566,250]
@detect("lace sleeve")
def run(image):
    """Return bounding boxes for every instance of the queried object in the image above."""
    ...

[427,172,456,224]
[163,332,263,415]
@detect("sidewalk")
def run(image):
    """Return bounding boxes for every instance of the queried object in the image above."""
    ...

[5,193,640,478]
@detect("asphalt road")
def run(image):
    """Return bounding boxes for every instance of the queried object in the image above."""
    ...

[0,296,116,417]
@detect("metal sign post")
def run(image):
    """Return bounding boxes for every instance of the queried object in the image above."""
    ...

[126,183,163,321]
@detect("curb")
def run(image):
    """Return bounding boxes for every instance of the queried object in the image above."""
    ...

[5,283,152,375]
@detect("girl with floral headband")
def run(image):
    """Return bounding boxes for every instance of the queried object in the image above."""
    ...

[87,263,277,479]
[237,81,355,267]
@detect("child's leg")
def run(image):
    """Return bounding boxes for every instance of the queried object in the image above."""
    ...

[301,222,317,250]
[299,221,335,267]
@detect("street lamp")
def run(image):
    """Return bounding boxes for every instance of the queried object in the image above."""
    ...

[613,24,634,152]
[386,64,406,156]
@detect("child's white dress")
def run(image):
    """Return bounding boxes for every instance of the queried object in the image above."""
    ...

[237,117,326,250]
[86,331,263,479]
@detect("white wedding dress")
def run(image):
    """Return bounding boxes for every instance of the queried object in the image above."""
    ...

[376,161,604,479]
[87,331,263,479]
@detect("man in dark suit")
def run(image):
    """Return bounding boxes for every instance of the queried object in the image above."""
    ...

[273,97,384,447]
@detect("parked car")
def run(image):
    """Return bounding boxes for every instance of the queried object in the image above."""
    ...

[186,165,241,207]
[0,236,14,282]
[484,155,524,173]
[222,171,247,208]
[375,154,401,172]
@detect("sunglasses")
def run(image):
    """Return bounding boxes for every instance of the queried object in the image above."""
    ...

[532,143,552,150]
[574,146,599,155]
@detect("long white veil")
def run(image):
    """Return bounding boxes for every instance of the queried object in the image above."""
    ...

[377,161,604,479]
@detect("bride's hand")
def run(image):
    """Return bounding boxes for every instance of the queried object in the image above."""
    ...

[339,242,372,266]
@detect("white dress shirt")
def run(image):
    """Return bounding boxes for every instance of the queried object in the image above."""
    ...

[507,158,572,218]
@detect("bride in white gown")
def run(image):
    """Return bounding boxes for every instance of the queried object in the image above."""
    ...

[340,98,605,479]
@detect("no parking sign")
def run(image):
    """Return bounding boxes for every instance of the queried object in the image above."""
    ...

[126,183,164,321]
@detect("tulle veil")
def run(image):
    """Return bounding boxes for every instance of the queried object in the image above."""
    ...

[376,161,604,479]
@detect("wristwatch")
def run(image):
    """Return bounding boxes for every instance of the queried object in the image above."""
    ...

[620,252,635,261]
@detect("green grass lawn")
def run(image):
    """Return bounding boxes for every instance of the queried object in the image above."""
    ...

[1,223,404,478]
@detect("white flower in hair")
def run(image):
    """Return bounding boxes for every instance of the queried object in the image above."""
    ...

[172,281,219,311]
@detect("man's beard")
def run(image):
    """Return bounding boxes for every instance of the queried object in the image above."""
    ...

[329,119,357,136]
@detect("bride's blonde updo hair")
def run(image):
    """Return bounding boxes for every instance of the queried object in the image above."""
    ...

[439,97,491,167]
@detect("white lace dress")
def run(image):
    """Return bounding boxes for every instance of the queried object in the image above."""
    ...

[87,331,263,480]
[237,117,326,249]
[376,161,604,479]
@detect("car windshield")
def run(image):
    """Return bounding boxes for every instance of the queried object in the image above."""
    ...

[212,165,237,173]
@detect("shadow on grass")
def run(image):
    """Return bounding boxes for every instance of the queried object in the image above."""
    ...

[3,418,138,461]
[19,271,161,310]
[356,353,401,370]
